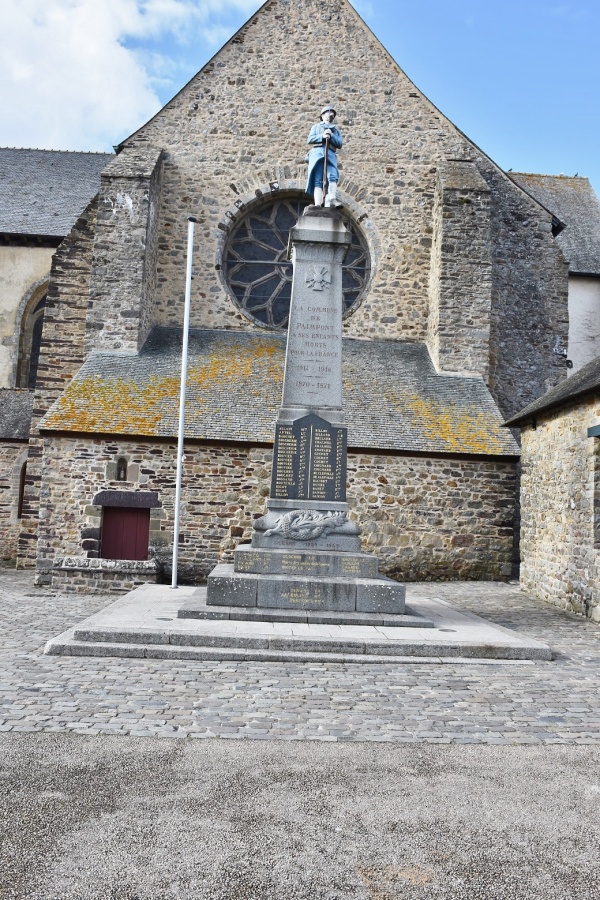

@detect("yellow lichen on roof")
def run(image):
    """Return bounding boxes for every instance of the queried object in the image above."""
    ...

[41,373,176,434]
[390,392,508,455]
[41,341,284,437]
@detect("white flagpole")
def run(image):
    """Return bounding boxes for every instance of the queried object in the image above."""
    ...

[171,216,197,589]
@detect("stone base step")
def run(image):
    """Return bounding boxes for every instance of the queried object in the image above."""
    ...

[207,563,406,614]
[60,622,550,661]
[233,544,379,578]
[42,584,553,664]
[44,639,497,665]
[178,597,433,628]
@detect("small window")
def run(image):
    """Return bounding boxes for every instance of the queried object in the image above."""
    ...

[116,457,128,481]
[17,292,47,389]
[101,507,150,560]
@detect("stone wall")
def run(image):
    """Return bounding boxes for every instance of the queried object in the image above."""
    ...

[86,148,164,353]
[17,201,98,569]
[36,433,517,591]
[520,396,600,621]
[487,168,569,420]
[427,162,492,377]
[0,442,27,562]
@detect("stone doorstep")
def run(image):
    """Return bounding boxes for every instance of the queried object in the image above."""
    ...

[177,598,434,628]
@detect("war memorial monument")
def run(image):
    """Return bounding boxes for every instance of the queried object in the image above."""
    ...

[194,108,408,622]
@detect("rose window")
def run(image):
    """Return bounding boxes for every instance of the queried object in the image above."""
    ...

[222,195,370,330]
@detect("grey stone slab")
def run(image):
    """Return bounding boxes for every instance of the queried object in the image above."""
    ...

[267,498,348,512]
[39,578,553,664]
[206,565,257,607]
[169,632,270,651]
[178,605,230,620]
[257,574,356,611]
[252,532,361,552]
[267,637,366,655]
[270,415,347,503]
[72,627,168,645]
[381,614,432,627]
[356,578,406,614]
[176,596,434,628]
[234,544,378,578]
[281,212,349,411]
[233,609,308,623]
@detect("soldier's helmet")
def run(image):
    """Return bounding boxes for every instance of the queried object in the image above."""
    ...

[320,105,336,118]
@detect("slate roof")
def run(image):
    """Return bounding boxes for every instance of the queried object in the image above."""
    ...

[0,148,113,238]
[40,328,519,457]
[510,174,600,275]
[0,390,33,440]
[505,355,600,427]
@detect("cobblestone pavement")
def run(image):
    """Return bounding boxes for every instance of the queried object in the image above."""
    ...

[1,569,599,744]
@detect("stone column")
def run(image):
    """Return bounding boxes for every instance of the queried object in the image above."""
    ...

[205,207,405,616]
[255,207,360,551]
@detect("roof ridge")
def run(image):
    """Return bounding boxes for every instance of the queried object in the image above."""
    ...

[511,171,589,180]
[0,147,113,155]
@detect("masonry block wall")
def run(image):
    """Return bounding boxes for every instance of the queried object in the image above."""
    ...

[17,203,98,569]
[86,148,164,354]
[487,169,569,420]
[35,434,517,591]
[520,398,600,621]
[427,161,492,376]
[0,443,27,561]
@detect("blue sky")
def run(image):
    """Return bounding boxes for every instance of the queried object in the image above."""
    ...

[2,0,599,191]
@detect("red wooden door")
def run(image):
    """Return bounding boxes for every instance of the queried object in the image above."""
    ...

[101,507,150,560]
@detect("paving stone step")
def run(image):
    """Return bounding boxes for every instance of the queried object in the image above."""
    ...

[43,639,539,665]
[178,598,434,628]
[66,624,550,660]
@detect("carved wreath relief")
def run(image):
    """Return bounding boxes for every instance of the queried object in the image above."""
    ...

[263,509,349,541]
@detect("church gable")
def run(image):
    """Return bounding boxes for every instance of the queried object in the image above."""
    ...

[104,0,498,344]
[78,0,567,424]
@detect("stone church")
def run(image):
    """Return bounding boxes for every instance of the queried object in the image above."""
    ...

[2,0,598,592]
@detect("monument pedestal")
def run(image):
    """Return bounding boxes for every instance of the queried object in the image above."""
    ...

[204,207,406,617]
[208,543,406,614]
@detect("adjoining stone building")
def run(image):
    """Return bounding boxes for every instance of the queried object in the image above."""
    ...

[0,148,111,561]
[506,357,600,622]
[3,0,596,590]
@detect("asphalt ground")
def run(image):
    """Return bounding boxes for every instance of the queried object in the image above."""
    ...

[1,569,600,898]
[2,736,600,899]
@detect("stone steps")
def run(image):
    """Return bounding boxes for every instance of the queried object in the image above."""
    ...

[42,584,553,664]
[178,597,434,628]
[44,639,486,665]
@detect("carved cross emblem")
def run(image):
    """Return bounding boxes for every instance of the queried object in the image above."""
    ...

[305,267,331,291]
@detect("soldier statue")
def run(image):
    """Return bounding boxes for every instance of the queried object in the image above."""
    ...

[306,105,343,208]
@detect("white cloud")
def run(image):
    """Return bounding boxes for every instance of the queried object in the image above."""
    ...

[0,0,259,152]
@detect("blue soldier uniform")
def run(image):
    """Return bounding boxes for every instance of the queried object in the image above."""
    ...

[305,105,343,207]
[305,121,343,195]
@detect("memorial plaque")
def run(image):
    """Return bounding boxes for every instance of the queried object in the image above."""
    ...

[271,413,347,502]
